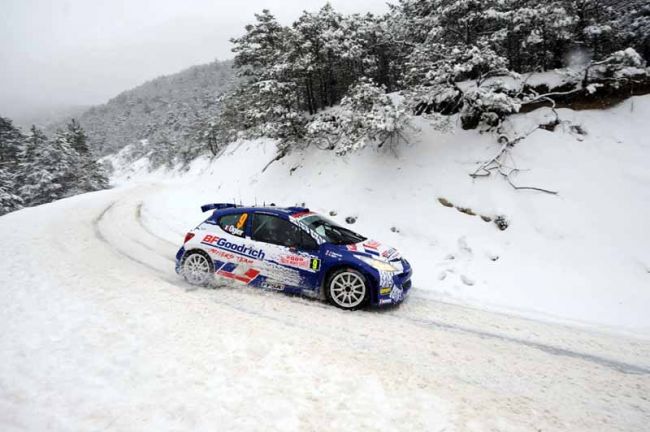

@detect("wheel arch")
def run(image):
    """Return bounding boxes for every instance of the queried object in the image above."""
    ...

[181,248,214,272]
[321,262,379,305]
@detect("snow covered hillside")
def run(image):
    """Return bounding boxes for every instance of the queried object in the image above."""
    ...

[111,95,650,336]
[2,97,650,431]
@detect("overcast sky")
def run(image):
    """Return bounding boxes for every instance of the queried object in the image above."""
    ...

[0,0,390,121]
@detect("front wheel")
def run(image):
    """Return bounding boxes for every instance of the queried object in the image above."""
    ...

[181,252,213,286]
[326,269,369,310]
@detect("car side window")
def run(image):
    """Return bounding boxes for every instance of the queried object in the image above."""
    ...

[218,213,248,238]
[300,229,318,250]
[252,213,317,250]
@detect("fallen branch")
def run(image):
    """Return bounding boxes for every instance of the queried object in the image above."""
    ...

[470,128,558,195]
[499,167,558,195]
[261,148,287,173]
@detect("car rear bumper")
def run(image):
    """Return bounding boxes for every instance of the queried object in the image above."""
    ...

[175,247,185,274]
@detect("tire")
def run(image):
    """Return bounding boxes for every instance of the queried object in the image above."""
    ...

[181,251,213,286]
[325,268,369,311]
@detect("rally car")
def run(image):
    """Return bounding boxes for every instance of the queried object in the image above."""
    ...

[175,203,412,310]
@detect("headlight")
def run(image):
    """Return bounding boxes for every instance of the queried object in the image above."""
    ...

[359,256,398,272]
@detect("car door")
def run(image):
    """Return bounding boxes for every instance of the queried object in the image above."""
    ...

[202,212,263,285]
[249,212,321,292]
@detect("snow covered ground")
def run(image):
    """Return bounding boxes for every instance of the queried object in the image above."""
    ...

[1,182,649,431]
[115,95,650,335]
[1,96,650,431]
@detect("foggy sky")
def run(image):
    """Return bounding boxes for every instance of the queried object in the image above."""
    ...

[0,0,390,122]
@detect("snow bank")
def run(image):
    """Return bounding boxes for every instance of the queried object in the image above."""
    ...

[118,96,650,335]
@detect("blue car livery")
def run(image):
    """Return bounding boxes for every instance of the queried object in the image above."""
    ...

[175,203,412,310]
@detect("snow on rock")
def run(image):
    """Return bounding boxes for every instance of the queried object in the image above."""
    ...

[134,96,650,336]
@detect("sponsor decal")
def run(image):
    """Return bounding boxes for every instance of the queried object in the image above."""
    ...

[278,255,321,272]
[382,248,397,259]
[291,211,314,219]
[224,225,244,236]
[261,281,285,291]
[364,248,381,257]
[209,248,235,260]
[346,244,358,252]
[280,255,310,268]
[202,235,265,260]
[380,287,392,295]
[379,271,394,288]
[325,250,342,259]
[210,247,253,264]
[379,298,393,305]
[217,267,260,284]
[363,240,381,250]
[236,213,248,230]
[258,261,303,286]
[389,286,403,302]
[236,256,254,264]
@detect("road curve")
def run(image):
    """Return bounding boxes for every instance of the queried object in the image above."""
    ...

[1,184,649,431]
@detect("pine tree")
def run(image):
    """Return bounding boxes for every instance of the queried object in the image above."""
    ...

[617,2,650,61]
[66,119,90,154]
[0,117,25,215]
[62,120,108,193]
[307,79,412,154]
[0,116,24,169]
[0,167,23,215]
[19,121,108,206]
[18,132,75,206]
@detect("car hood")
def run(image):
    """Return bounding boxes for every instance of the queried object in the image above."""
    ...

[337,239,402,263]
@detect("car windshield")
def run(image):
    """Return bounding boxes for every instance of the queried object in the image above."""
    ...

[300,215,366,245]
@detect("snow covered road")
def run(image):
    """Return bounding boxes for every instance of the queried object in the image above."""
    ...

[1,184,650,431]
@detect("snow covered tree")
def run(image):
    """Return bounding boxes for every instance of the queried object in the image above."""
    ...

[307,79,412,154]
[0,116,108,213]
[563,0,623,61]
[489,1,576,71]
[0,167,22,215]
[18,132,76,206]
[0,116,24,169]
[13,126,47,190]
[231,9,287,80]
[404,42,511,118]
[581,47,648,86]
[617,1,650,61]
[460,82,522,129]
[229,9,307,148]
[211,0,647,154]
[62,120,108,194]
[66,119,90,154]
[19,121,107,206]
[0,117,25,215]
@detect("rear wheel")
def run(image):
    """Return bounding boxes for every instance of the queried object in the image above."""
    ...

[326,269,369,310]
[181,252,213,286]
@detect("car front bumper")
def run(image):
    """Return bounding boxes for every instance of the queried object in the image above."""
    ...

[376,259,413,306]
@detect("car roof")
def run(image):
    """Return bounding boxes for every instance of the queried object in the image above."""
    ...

[203,203,311,219]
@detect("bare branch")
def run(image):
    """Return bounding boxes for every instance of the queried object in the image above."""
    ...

[470,128,558,196]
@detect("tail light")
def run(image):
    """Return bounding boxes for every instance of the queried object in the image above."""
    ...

[184,232,195,243]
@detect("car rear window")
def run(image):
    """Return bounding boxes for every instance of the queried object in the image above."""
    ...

[218,213,248,237]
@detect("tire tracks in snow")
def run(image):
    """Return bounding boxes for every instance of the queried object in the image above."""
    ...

[95,196,650,377]
[388,312,650,375]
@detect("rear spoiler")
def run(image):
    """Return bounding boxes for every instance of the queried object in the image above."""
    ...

[201,203,238,213]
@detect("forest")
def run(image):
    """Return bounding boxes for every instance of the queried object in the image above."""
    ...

[0,118,107,215]
[1,0,649,214]
[211,0,649,156]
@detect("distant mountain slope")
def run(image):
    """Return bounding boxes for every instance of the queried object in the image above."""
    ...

[54,59,235,157]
